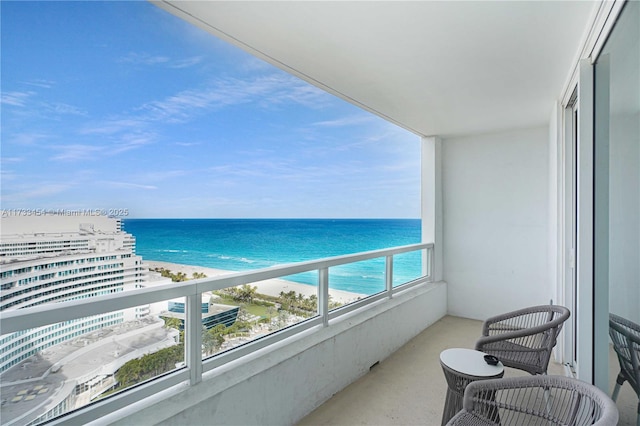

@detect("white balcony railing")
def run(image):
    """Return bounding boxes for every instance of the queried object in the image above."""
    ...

[1,242,433,425]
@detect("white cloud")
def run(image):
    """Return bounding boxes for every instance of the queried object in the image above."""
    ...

[110,132,156,155]
[23,79,56,89]
[102,181,158,190]
[7,133,50,145]
[70,72,332,156]
[313,115,375,127]
[1,156,21,162]
[2,183,72,202]
[136,170,189,181]
[80,119,147,135]
[50,144,103,161]
[118,52,203,69]
[49,132,155,162]
[44,102,87,116]
[3,90,86,118]
[136,73,331,123]
[170,56,204,69]
[1,91,36,107]
[118,52,170,65]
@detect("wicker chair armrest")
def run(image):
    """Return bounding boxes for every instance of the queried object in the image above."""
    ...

[608,317,640,396]
[610,313,640,335]
[610,316,640,345]
[482,305,548,336]
[480,305,569,337]
[475,322,557,350]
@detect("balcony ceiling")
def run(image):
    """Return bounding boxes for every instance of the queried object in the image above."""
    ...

[154,1,597,137]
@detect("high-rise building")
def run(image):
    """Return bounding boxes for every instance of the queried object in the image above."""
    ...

[0,215,148,373]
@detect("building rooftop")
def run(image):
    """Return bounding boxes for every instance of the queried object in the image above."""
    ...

[0,317,177,425]
[1,215,121,237]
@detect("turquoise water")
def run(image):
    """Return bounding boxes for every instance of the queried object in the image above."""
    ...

[123,219,422,295]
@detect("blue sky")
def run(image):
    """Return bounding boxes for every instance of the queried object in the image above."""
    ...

[1,1,420,219]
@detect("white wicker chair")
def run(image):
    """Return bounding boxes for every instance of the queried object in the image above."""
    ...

[475,305,570,375]
[446,375,619,425]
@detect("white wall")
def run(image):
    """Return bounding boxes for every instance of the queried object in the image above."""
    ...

[101,282,447,426]
[442,126,550,320]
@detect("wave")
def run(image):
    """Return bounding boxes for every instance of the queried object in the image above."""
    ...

[214,255,231,260]
[204,254,259,264]
[329,270,384,279]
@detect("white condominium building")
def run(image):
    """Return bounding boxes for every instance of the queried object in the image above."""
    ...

[0,215,148,373]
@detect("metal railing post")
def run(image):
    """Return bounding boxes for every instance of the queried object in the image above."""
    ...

[428,247,435,282]
[385,255,393,298]
[186,293,202,385]
[318,268,329,327]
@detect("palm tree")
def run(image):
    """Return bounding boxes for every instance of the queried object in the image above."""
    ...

[308,294,318,311]
[202,326,221,356]
[236,284,257,303]
[266,306,276,322]
[163,317,182,331]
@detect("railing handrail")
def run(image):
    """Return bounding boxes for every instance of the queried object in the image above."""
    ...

[0,243,433,334]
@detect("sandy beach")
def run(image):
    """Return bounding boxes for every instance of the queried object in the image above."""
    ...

[144,260,365,305]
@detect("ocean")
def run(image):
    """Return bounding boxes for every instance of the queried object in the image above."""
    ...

[122,219,422,295]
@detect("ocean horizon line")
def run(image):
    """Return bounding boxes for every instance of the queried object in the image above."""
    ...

[123,217,421,220]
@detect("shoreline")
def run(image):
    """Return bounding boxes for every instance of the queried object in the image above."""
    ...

[144,260,366,305]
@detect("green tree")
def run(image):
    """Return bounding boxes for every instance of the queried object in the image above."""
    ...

[307,294,318,311]
[115,344,184,390]
[163,317,182,330]
[202,324,226,356]
[266,306,276,323]
[234,284,257,303]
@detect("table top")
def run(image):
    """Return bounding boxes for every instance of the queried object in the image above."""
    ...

[440,348,504,377]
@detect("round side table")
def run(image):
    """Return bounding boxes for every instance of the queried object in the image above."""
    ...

[439,348,504,426]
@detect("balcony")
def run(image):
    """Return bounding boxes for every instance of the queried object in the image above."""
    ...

[299,315,566,426]
[2,250,637,425]
[2,248,638,425]
[299,316,638,426]
[2,243,448,425]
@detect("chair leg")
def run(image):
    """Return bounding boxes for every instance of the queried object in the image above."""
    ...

[612,382,621,401]
[611,374,625,402]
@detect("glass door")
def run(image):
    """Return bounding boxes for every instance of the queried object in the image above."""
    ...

[594,1,639,423]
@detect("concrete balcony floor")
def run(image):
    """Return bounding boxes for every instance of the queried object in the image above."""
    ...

[298,315,637,426]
